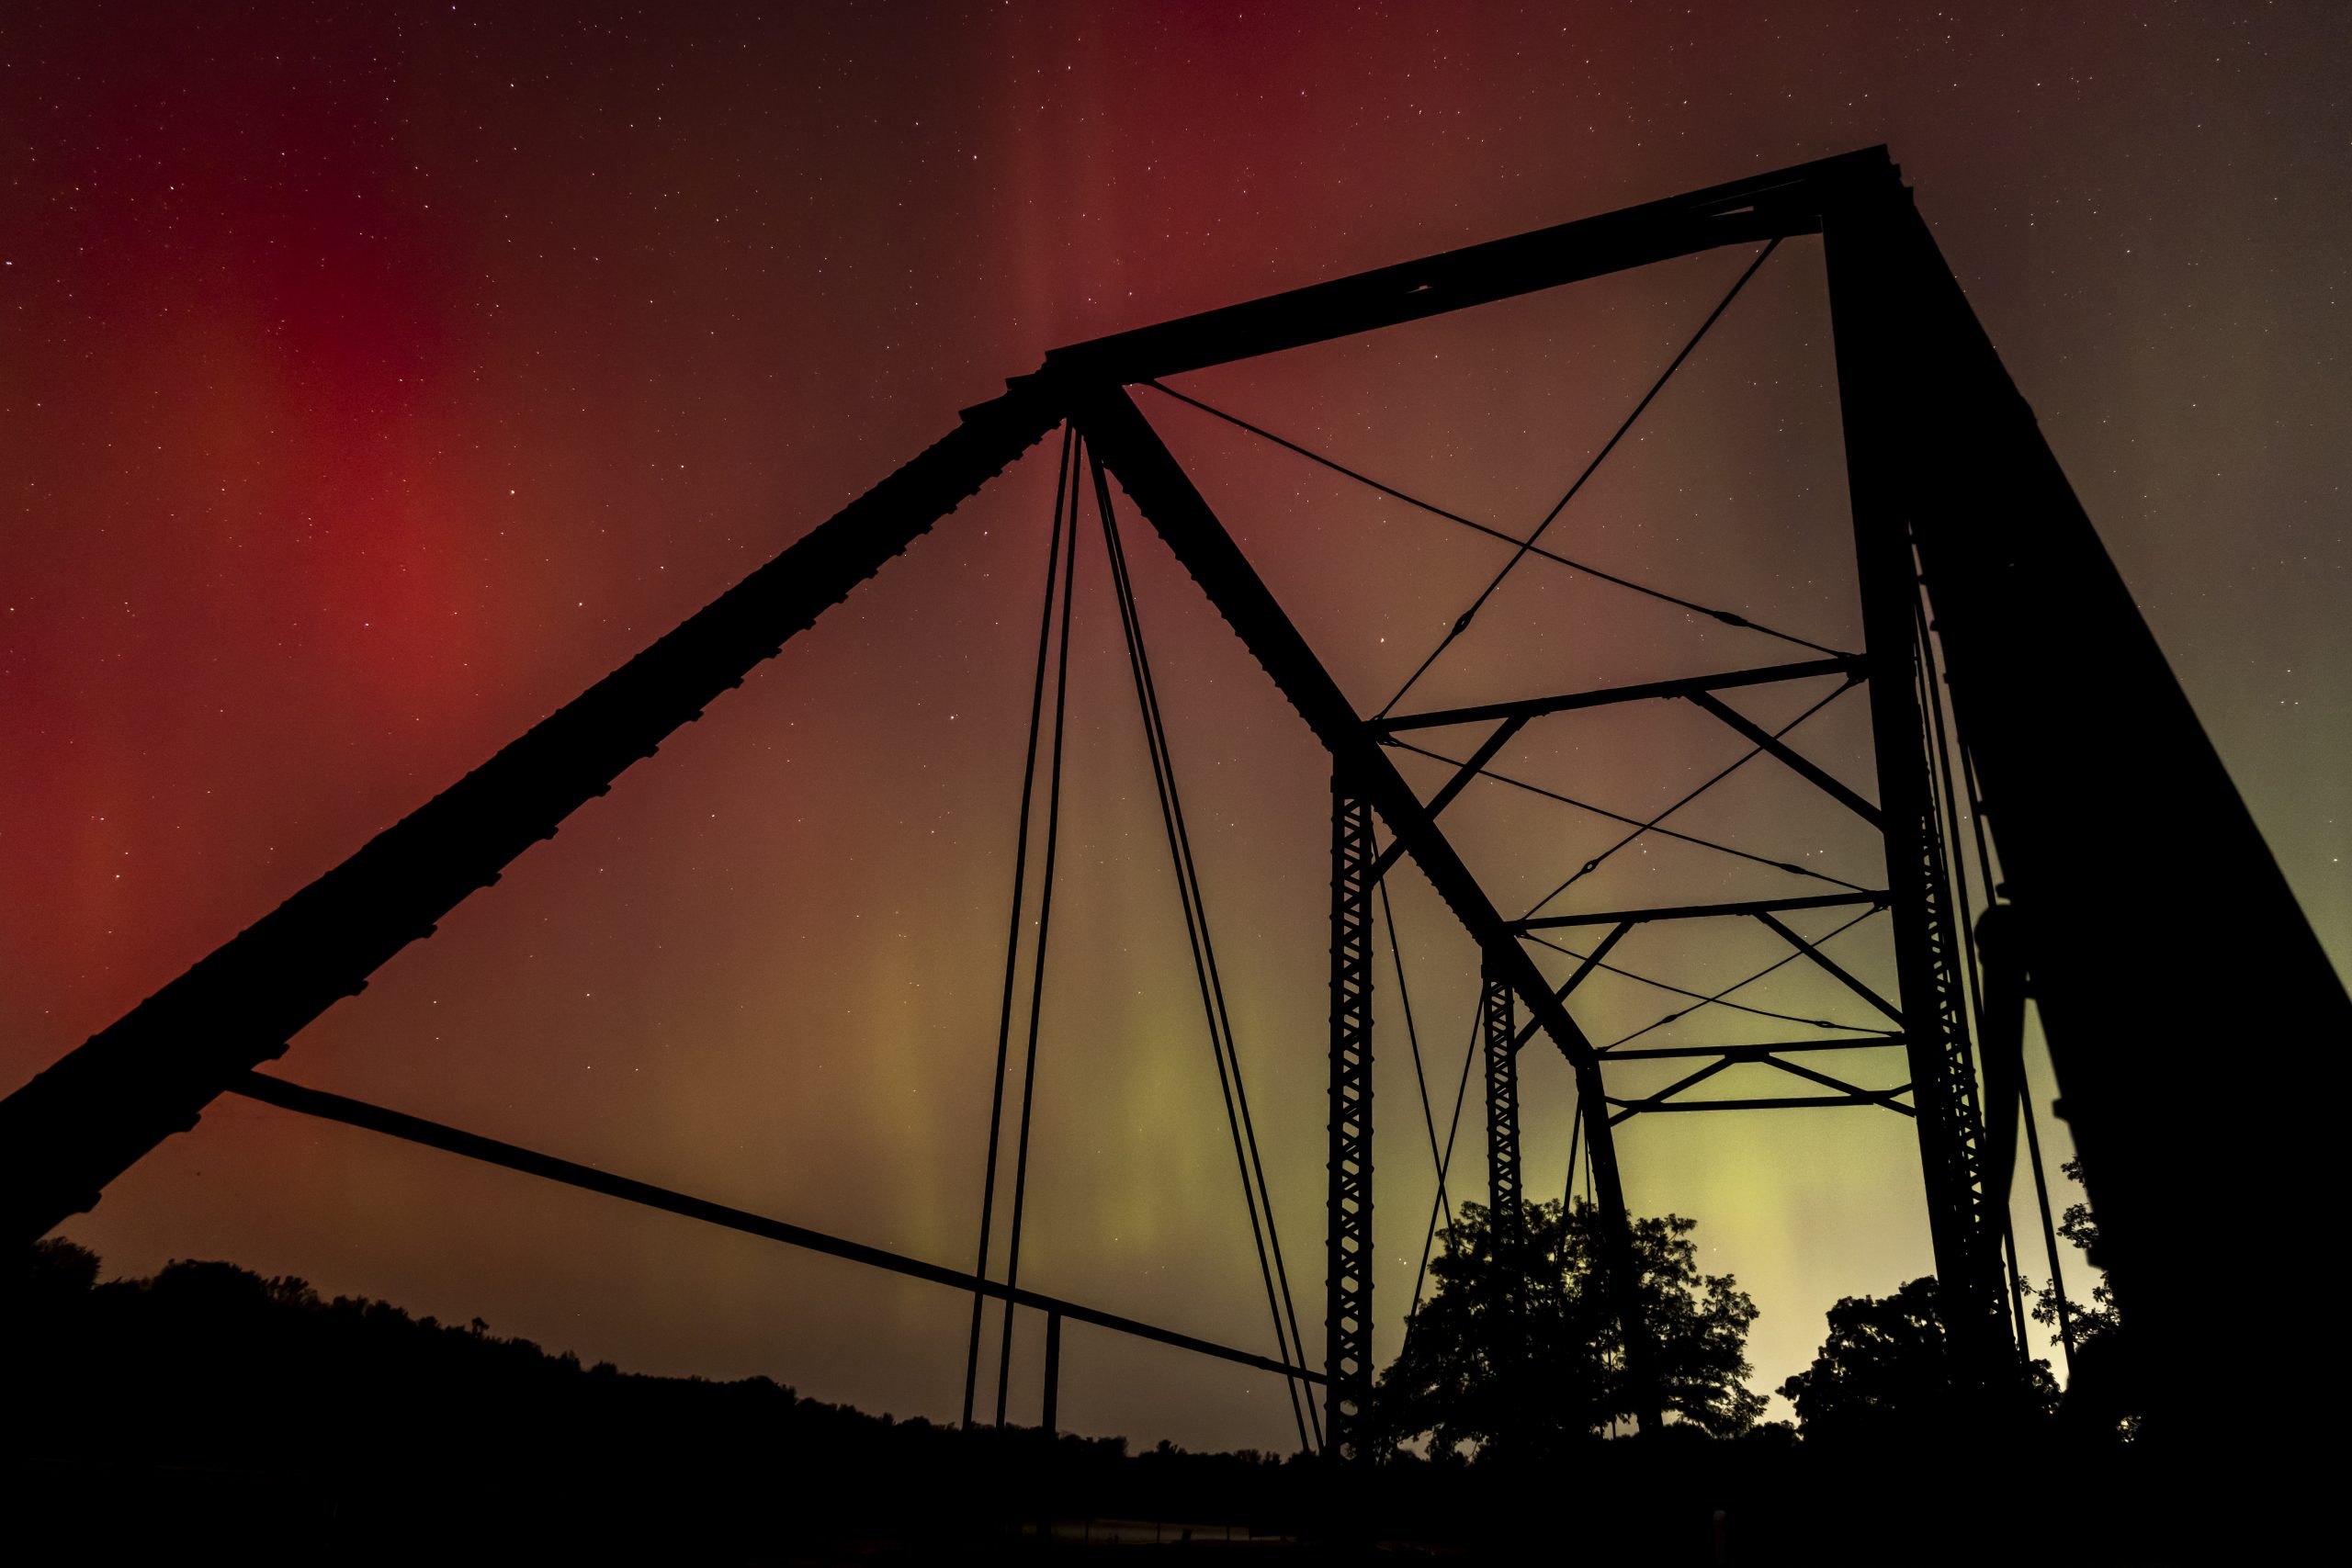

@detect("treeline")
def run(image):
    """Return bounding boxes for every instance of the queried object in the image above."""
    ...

[6,1236,2158,1562]
[2,1240,1306,1557]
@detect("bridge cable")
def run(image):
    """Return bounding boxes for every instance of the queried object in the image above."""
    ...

[1401,1010,1476,1354]
[1137,378,1846,673]
[1094,454,1319,1449]
[1406,1003,1484,1338]
[1565,1093,1583,1211]
[1580,1114,1593,1205]
[1090,453,1321,1451]
[1519,674,1864,920]
[990,432,1084,1428]
[1520,925,1893,1039]
[1382,735,1871,893]
[1378,875,1454,1244]
[1375,237,1786,718]
[1535,905,1883,1053]
[962,425,1076,1429]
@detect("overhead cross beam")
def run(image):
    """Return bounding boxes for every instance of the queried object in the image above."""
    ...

[1516,890,1888,931]
[1040,149,1886,383]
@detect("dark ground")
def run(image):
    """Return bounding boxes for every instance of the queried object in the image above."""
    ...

[3,1247,2178,1562]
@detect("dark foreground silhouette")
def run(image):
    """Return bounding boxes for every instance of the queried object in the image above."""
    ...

[5,1241,2165,1562]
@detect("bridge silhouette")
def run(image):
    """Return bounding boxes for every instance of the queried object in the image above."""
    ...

[7,147,2343,1475]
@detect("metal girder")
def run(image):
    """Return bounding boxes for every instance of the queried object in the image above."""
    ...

[1752,910,1907,1026]
[1607,1058,1736,1122]
[1616,1095,1913,1117]
[1327,779,1378,1459]
[1823,209,2013,1382]
[1605,1036,1904,1062]
[1481,965,1522,1224]
[0,388,1059,1248]
[1376,655,1863,733]
[1758,1053,1916,1109]
[1605,1055,1915,1122]
[1687,688,1886,830]
[1041,150,1890,383]
[1516,890,1888,931]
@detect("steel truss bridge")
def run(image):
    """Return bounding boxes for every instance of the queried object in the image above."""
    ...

[6,149,2344,1466]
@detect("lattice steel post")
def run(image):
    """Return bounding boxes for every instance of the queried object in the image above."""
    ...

[1327,772,1377,1460]
[1824,193,2013,1382]
[1481,964,1521,1225]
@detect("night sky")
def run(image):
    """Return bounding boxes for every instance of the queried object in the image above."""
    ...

[6,3,2347,1451]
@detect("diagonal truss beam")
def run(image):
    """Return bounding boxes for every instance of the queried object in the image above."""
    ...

[1510,921,1633,1053]
[1608,1057,1736,1122]
[1756,1053,1915,1112]
[0,389,1060,1247]
[1687,689,1883,829]
[1752,909,1906,1025]
[1366,716,1528,883]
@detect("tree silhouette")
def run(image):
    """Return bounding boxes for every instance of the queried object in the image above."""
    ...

[1371,1199,1763,1461]
[2029,1158,2138,1440]
[9,1235,98,1301]
[1777,1275,2058,1443]
[2030,1158,2122,1351]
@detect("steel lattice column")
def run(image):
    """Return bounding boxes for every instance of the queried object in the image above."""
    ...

[1481,965,1521,1224]
[1326,773,1376,1460]
[1824,203,2013,1382]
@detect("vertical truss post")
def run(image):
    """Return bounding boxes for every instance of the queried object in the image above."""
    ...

[1327,773,1377,1461]
[1481,964,1522,1225]
[1041,1309,1063,1437]
[1824,196,2013,1385]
